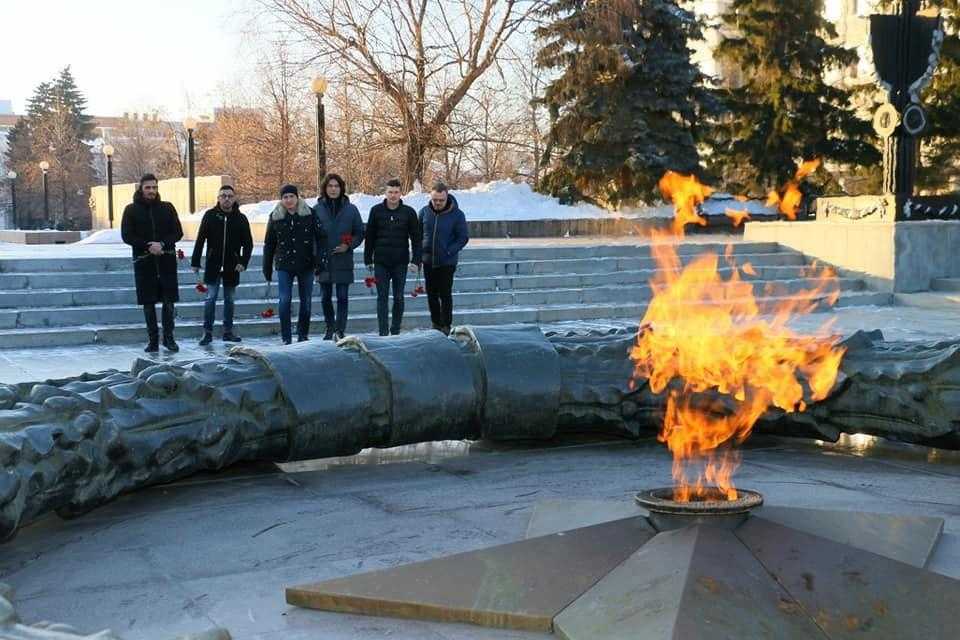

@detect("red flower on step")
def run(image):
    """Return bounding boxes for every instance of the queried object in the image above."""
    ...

[176,249,185,260]
[195,283,208,294]
[260,307,275,319]
[364,276,379,288]
[415,285,425,295]
[340,233,353,245]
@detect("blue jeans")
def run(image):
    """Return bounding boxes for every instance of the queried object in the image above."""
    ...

[277,269,314,342]
[374,263,408,335]
[202,277,236,334]
[321,282,350,334]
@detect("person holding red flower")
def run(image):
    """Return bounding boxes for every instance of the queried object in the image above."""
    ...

[364,178,422,336]
[313,173,364,340]
[120,174,183,353]
[191,185,254,346]
[418,181,469,335]
[263,185,325,345]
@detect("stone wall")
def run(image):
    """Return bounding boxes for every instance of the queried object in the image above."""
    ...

[743,219,960,292]
[90,175,232,229]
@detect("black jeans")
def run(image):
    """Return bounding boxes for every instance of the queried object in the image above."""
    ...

[424,265,456,329]
[143,301,175,341]
[321,282,350,334]
[374,263,408,335]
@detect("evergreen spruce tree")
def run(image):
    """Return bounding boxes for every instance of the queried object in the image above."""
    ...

[4,68,96,228]
[535,0,718,205]
[714,0,880,195]
[917,1,960,191]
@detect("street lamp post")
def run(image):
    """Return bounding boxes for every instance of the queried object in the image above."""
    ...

[311,76,328,197]
[183,116,198,213]
[6,171,16,230]
[102,144,115,228]
[39,161,50,227]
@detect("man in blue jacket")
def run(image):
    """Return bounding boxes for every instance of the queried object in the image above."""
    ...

[418,181,469,335]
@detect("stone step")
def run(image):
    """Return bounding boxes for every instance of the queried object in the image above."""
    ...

[0,290,890,350]
[0,252,804,291]
[930,278,960,292]
[0,264,831,309]
[0,242,785,273]
[0,278,867,330]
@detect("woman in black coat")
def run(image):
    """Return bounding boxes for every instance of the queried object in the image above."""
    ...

[312,173,364,340]
[120,174,183,353]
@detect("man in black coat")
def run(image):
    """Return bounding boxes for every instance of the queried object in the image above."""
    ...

[364,178,422,336]
[191,185,254,345]
[121,174,184,353]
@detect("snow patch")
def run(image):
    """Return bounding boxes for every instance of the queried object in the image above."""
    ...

[181,180,722,223]
[75,228,124,244]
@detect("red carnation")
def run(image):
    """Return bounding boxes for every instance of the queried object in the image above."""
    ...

[176,249,185,260]
[415,285,425,295]
[260,307,275,319]
[340,233,353,245]
[364,276,378,289]
[195,283,208,294]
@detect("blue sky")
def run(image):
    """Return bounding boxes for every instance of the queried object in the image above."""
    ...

[1,0,250,118]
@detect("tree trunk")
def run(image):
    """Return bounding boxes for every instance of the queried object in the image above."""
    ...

[403,138,427,191]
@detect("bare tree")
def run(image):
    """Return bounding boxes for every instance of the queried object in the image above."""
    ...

[200,43,315,202]
[109,114,184,183]
[256,0,545,190]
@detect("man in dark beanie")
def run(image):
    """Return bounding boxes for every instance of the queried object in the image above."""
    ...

[121,174,184,352]
[364,178,421,336]
[191,185,254,345]
[418,180,468,335]
[263,184,324,344]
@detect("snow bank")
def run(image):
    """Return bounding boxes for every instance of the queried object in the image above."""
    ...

[180,180,769,224]
[75,228,124,244]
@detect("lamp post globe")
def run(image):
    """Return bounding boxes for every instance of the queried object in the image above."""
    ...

[311,76,328,96]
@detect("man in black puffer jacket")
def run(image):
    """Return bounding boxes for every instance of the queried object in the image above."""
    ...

[364,178,422,336]
[191,185,254,345]
[263,185,325,345]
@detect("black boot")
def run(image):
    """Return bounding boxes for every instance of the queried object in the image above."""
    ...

[222,332,241,343]
[323,327,335,341]
[160,301,177,351]
[199,332,213,346]
[162,335,180,352]
[143,305,160,352]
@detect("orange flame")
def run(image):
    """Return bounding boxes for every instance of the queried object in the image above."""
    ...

[659,171,713,235]
[725,208,751,227]
[766,159,821,220]
[630,238,845,502]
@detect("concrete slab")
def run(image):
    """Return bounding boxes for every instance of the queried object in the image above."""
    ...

[756,505,943,568]
[737,516,960,639]
[554,526,825,640]
[524,499,645,539]
[287,516,655,632]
